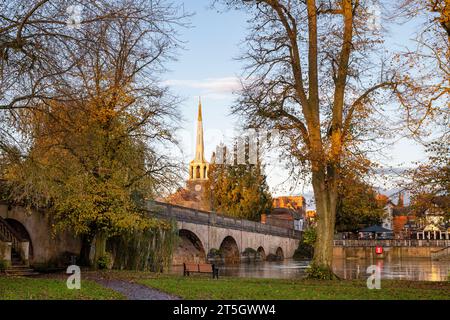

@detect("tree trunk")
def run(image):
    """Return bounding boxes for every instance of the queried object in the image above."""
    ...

[78,235,92,266]
[311,168,337,279]
[93,231,107,269]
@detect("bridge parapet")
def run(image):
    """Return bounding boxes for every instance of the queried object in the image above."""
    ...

[334,239,450,247]
[146,201,302,240]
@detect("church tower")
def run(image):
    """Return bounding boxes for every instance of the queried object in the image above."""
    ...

[163,99,212,211]
[189,98,209,182]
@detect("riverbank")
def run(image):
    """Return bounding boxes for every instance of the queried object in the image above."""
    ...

[1,271,448,300]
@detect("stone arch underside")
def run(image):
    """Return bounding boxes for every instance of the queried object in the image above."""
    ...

[4,218,34,258]
[173,229,206,265]
[219,236,240,264]
[276,247,284,260]
[0,204,82,265]
[257,246,266,261]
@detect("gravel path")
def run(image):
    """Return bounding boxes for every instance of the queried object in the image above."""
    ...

[95,279,180,300]
[35,271,180,300]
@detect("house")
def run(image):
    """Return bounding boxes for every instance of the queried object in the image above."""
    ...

[376,194,395,230]
[416,196,450,239]
[377,192,419,239]
[260,196,306,231]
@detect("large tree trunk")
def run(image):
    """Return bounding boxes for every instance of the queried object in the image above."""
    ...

[93,231,107,269]
[78,235,92,266]
[311,168,338,278]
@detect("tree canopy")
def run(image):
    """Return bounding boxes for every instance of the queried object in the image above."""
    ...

[207,144,272,221]
[216,0,429,278]
[0,0,187,266]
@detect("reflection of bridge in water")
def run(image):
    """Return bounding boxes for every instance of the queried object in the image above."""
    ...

[333,239,450,263]
[146,201,302,265]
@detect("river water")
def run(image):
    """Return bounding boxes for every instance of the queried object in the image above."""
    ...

[172,258,450,281]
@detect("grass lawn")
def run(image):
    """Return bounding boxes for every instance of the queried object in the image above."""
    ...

[138,275,450,300]
[0,276,124,300]
[1,271,448,300]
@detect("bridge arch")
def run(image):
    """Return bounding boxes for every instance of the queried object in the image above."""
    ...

[276,247,284,260]
[257,246,266,261]
[173,229,206,265]
[4,218,34,258]
[219,236,240,264]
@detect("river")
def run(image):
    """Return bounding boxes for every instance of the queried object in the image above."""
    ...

[172,258,450,281]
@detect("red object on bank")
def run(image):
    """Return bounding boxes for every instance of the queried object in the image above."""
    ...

[375,246,383,254]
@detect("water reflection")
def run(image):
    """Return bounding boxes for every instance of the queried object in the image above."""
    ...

[333,257,449,282]
[171,258,449,282]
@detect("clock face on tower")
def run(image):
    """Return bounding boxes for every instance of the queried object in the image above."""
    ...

[195,184,202,192]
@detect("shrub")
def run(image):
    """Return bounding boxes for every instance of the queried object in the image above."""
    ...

[303,228,317,246]
[209,248,221,256]
[97,256,110,270]
[306,263,336,280]
[293,242,314,259]
[294,227,316,259]
[0,260,8,272]
[243,248,257,254]
[207,248,222,262]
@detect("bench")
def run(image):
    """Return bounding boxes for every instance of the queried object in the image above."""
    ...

[183,263,219,279]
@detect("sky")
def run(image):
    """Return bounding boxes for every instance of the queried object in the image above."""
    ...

[163,1,428,204]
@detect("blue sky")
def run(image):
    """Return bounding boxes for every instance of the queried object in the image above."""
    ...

[163,1,427,202]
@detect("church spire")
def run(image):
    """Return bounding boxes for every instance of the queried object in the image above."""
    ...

[189,98,209,181]
[194,97,205,163]
[198,97,202,122]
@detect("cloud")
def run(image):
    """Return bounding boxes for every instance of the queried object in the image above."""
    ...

[164,77,241,95]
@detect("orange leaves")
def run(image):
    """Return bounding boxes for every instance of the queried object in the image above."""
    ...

[91,106,118,125]
[427,0,450,23]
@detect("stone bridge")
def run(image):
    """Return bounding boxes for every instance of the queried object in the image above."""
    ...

[0,202,81,268]
[147,202,302,265]
[0,200,301,267]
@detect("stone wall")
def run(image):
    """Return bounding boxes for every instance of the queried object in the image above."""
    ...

[264,215,294,230]
[333,245,444,260]
[0,241,11,267]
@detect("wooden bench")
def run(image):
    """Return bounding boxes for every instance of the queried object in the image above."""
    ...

[183,263,219,279]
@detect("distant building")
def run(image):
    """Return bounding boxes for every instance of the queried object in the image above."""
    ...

[376,194,395,230]
[272,196,304,211]
[422,196,449,228]
[377,193,449,240]
[377,192,417,239]
[416,196,449,239]
[306,210,316,224]
[261,196,306,231]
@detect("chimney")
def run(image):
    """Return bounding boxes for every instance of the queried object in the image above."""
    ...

[397,192,404,207]
[261,214,267,224]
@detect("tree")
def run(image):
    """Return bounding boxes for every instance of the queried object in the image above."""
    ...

[397,1,449,37]
[395,1,449,222]
[0,0,183,110]
[335,154,385,232]
[207,144,272,221]
[0,0,190,156]
[1,0,187,266]
[0,1,118,153]
[217,0,421,277]
[393,0,449,139]
[336,177,384,233]
[404,142,450,221]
